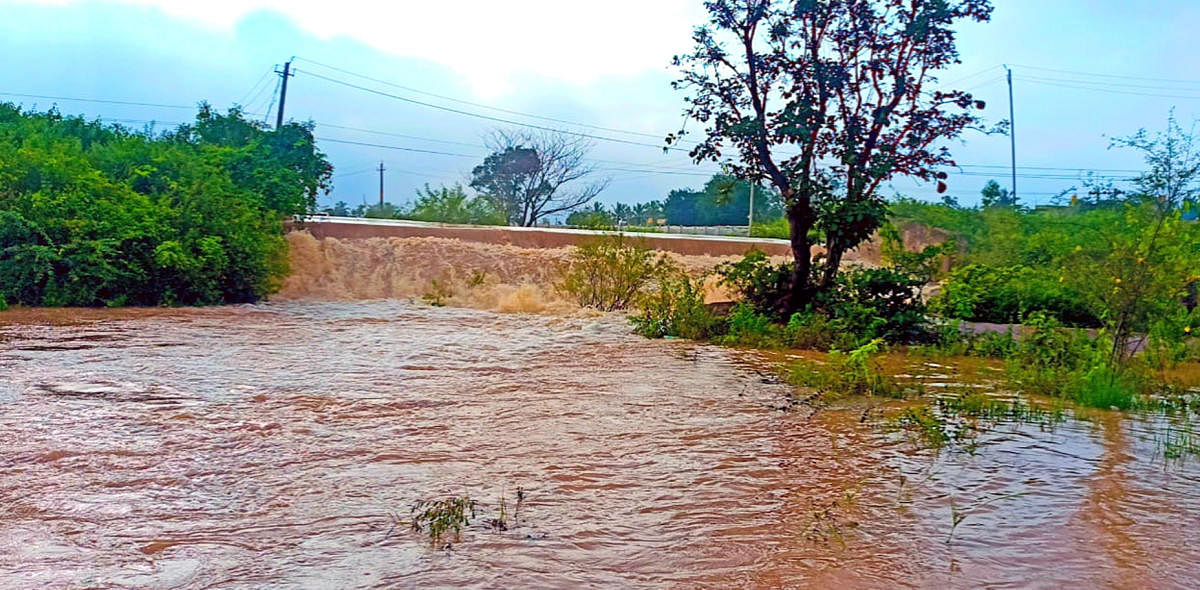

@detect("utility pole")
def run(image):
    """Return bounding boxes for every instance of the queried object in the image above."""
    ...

[747,181,755,237]
[377,161,386,205]
[1006,65,1017,203]
[274,59,294,130]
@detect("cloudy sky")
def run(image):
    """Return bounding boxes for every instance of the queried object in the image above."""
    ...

[3,0,1199,211]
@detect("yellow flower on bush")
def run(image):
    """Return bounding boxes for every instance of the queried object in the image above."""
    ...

[1187,326,1193,334]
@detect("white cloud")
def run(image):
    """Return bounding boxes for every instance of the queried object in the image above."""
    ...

[26,0,707,96]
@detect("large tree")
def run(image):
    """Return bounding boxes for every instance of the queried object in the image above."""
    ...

[671,0,993,312]
[470,130,609,226]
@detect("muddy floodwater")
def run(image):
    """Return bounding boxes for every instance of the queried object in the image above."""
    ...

[1,301,1199,588]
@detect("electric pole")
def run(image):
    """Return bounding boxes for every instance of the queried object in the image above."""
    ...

[377,161,386,205]
[1006,65,1017,203]
[748,181,755,237]
[274,59,294,130]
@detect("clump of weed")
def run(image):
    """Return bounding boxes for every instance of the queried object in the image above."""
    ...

[893,405,952,448]
[484,486,526,532]
[889,392,1066,451]
[789,338,901,400]
[718,304,787,348]
[411,496,476,545]
[631,268,724,340]
[557,234,670,311]
[800,489,860,549]
[422,279,454,307]
[1159,427,1200,461]
[467,270,488,288]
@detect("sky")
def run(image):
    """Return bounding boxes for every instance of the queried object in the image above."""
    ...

[2,0,1199,212]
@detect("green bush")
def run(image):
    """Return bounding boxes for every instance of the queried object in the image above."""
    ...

[930,264,1099,327]
[557,234,669,311]
[718,304,786,348]
[0,103,321,307]
[715,251,934,346]
[820,266,934,345]
[631,269,724,340]
[749,217,790,239]
[402,183,506,225]
[789,338,900,399]
[715,249,793,319]
[784,312,837,350]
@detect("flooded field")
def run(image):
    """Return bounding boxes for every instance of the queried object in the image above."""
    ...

[2,301,1199,588]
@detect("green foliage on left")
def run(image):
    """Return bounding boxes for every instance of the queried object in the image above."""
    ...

[0,103,331,307]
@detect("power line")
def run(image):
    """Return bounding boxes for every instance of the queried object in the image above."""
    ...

[294,68,692,153]
[294,56,688,143]
[237,67,275,106]
[1021,78,1200,100]
[1022,74,1200,94]
[1010,64,1200,86]
[261,76,282,125]
[316,136,481,158]
[0,92,196,110]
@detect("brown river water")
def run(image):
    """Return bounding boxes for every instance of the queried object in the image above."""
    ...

[2,301,1199,589]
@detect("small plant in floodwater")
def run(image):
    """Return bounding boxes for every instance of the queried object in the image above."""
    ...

[789,338,901,402]
[631,267,724,340]
[894,405,951,448]
[485,486,526,532]
[411,496,477,545]
[946,493,1029,544]
[1158,427,1200,461]
[890,392,1067,452]
[799,487,861,550]
[422,279,454,307]
[467,270,488,288]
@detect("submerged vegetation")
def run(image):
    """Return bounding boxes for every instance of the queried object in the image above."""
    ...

[410,496,477,546]
[615,112,1200,419]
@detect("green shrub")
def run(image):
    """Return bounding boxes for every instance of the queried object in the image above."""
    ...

[1075,365,1142,410]
[749,217,790,239]
[789,338,900,399]
[715,249,794,319]
[0,103,324,307]
[718,304,787,348]
[557,234,669,311]
[631,268,724,340]
[0,293,7,311]
[715,251,933,346]
[920,323,1019,359]
[784,311,837,350]
[820,266,933,345]
[930,264,1100,328]
[402,183,506,225]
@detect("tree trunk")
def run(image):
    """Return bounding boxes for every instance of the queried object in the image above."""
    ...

[786,200,815,315]
[820,235,846,290]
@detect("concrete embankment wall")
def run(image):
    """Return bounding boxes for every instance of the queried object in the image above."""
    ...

[287,217,795,258]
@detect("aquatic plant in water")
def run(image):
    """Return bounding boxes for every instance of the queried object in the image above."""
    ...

[411,496,477,545]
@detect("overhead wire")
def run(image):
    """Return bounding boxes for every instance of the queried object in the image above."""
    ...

[294,56,691,143]
[293,68,693,153]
